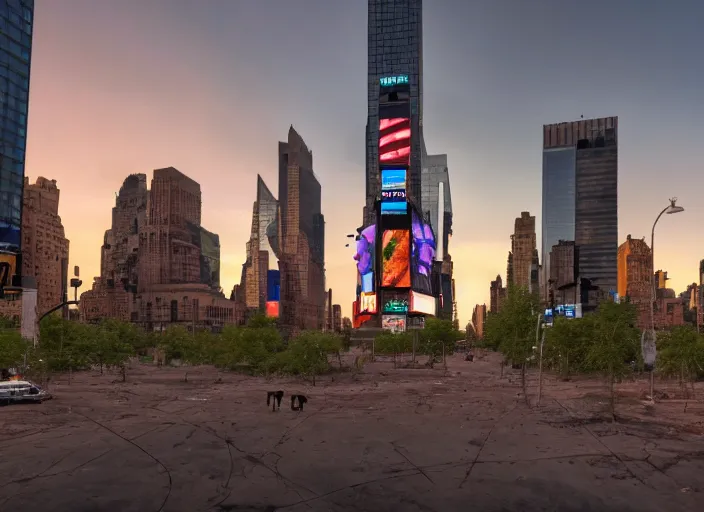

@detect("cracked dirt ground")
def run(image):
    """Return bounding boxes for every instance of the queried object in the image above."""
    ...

[1,353,703,512]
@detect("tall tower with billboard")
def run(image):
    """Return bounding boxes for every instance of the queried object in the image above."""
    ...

[364,0,424,227]
[353,69,438,332]
[0,0,34,300]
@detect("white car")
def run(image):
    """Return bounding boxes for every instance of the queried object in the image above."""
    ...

[0,379,52,405]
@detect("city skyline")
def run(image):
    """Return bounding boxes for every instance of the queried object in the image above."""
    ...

[23,0,704,325]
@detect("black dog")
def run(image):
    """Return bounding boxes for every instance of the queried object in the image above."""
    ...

[290,394,308,411]
[267,390,284,411]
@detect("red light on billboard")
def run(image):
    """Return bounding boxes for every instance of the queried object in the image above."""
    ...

[379,117,410,165]
[380,146,410,163]
[265,301,279,318]
[379,118,407,131]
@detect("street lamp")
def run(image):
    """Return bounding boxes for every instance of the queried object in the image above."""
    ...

[646,198,684,401]
[650,198,684,330]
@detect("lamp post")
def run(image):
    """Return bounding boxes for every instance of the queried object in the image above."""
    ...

[647,197,684,400]
[650,198,684,330]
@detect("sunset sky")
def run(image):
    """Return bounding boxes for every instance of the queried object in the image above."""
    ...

[25,0,704,326]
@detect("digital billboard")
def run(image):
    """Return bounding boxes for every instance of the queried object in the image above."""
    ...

[381,230,410,288]
[355,224,376,292]
[0,252,18,294]
[381,168,407,215]
[265,301,280,318]
[360,292,377,314]
[379,118,410,165]
[383,296,408,314]
[411,210,436,295]
[410,291,436,316]
[267,270,281,302]
[382,314,407,333]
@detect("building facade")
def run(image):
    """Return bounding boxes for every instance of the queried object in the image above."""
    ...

[80,169,242,330]
[617,235,651,306]
[0,0,34,295]
[549,240,578,306]
[542,117,618,309]
[364,0,424,226]
[472,303,487,339]
[0,176,69,320]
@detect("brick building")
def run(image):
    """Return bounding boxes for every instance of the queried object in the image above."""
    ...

[510,212,536,290]
[80,168,243,330]
[472,303,487,339]
[489,275,506,314]
[0,177,69,321]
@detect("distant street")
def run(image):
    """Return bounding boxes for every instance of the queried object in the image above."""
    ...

[1,354,703,512]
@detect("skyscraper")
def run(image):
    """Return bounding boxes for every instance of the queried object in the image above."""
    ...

[510,212,537,290]
[364,0,424,226]
[240,175,279,312]
[278,126,326,335]
[542,117,618,309]
[0,0,34,295]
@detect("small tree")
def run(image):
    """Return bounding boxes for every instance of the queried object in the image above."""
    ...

[283,331,342,385]
[374,331,412,368]
[484,286,539,402]
[656,325,704,397]
[544,316,593,379]
[0,327,27,370]
[586,301,639,419]
[418,318,458,367]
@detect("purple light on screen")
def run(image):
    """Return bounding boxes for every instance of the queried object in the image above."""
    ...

[354,224,376,275]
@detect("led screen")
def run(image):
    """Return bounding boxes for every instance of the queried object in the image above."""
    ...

[360,292,377,314]
[379,118,410,165]
[410,291,436,316]
[267,270,281,302]
[381,168,407,216]
[265,301,280,318]
[383,298,408,314]
[0,252,17,291]
[361,272,374,293]
[411,210,436,294]
[381,230,411,288]
[382,314,407,333]
[354,224,376,276]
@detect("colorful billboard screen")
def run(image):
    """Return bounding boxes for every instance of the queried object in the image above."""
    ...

[379,118,410,165]
[361,272,374,293]
[381,230,411,288]
[267,270,281,302]
[360,292,377,314]
[265,301,280,318]
[411,210,436,294]
[380,168,407,216]
[383,297,408,314]
[410,291,435,316]
[0,252,18,292]
[382,314,407,333]
[354,224,376,276]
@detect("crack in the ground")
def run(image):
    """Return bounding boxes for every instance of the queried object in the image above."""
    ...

[459,402,518,488]
[391,442,434,484]
[74,410,173,512]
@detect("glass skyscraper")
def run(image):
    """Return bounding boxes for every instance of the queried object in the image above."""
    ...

[364,0,423,226]
[0,0,33,287]
[542,117,618,307]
